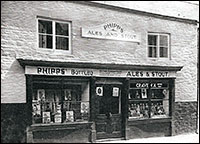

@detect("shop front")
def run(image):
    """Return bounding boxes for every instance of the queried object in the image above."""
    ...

[18,59,182,143]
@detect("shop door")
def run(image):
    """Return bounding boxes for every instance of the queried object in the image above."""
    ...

[96,84,122,139]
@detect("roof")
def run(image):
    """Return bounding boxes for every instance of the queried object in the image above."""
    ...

[91,1,199,22]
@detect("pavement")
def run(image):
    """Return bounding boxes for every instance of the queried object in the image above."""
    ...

[99,133,199,143]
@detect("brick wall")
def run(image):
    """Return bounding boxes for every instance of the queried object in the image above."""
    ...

[1,104,28,143]
[172,102,197,135]
[1,1,198,103]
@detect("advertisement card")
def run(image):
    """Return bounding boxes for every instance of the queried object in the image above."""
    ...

[37,89,45,101]
[81,102,89,113]
[66,111,74,122]
[42,112,51,123]
[96,87,103,96]
[113,87,119,97]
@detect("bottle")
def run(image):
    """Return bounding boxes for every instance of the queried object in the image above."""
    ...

[151,91,155,99]
[136,91,140,99]
[151,103,155,117]
[128,93,131,99]
[144,103,149,117]
[128,107,131,117]
[132,104,137,117]
[154,103,158,115]
[136,104,140,116]
[160,103,165,115]
[141,89,147,99]
[139,103,143,118]
[157,103,162,115]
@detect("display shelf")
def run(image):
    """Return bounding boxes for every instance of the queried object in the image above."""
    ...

[151,99,169,101]
[129,99,149,102]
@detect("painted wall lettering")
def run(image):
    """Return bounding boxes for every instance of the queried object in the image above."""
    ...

[126,71,169,77]
[82,22,140,43]
[71,69,93,76]
[25,66,176,78]
[37,67,66,75]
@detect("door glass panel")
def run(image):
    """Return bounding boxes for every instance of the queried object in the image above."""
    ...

[110,86,120,114]
[97,85,120,114]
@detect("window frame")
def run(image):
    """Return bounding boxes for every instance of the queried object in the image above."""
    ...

[147,33,170,59]
[37,17,72,54]
[30,77,90,125]
[128,79,172,120]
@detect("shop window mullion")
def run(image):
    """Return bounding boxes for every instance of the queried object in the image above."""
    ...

[53,21,55,50]
[61,79,64,123]
[148,86,151,119]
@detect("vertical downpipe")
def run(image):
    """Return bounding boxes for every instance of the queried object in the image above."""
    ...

[196,26,199,134]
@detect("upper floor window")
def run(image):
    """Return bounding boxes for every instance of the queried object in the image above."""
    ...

[148,33,170,58]
[38,18,71,51]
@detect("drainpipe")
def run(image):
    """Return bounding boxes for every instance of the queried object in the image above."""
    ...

[197,25,199,134]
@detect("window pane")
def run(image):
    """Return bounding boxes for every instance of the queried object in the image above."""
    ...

[160,35,168,46]
[128,101,149,119]
[56,36,69,50]
[160,47,168,57]
[128,86,149,119]
[151,89,169,99]
[151,100,169,118]
[63,82,90,122]
[32,81,90,124]
[39,35,53,49]
[129,89,148,99]
[150,87,169,118]
[148,46,157,57]
[56,23,69,36]
[148,35,157,46]
[38,20,52,34]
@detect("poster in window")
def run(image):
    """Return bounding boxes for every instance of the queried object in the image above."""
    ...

[32,102,41,116]
[64,89,72,101]
[37,89,45,102]
[162,89,169,99]
[42,112,51,123]
[113,87,119,97]
[55,104,62,123]
[141,89,147,99]
[96,87,103,96]
[66,111,74,122]
[55,113,62,123]
[81,102,89,113]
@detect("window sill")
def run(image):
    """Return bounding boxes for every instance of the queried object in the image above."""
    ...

[148,57,170,61]
[37,48,73,56]
[29,121,93,132]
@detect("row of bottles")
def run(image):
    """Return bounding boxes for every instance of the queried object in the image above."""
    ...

[128,103,149,118]
[151,102,166,116]
[128,102,166,118]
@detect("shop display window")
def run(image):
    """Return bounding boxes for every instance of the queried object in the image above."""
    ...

[32,81,89,124]
[128,80,170,119]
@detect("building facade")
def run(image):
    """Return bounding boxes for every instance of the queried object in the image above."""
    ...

[1,1,199,143]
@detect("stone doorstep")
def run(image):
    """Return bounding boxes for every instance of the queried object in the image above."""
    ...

[96,137,123,143]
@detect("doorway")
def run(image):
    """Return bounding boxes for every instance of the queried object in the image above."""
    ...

[95,83,122,139]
